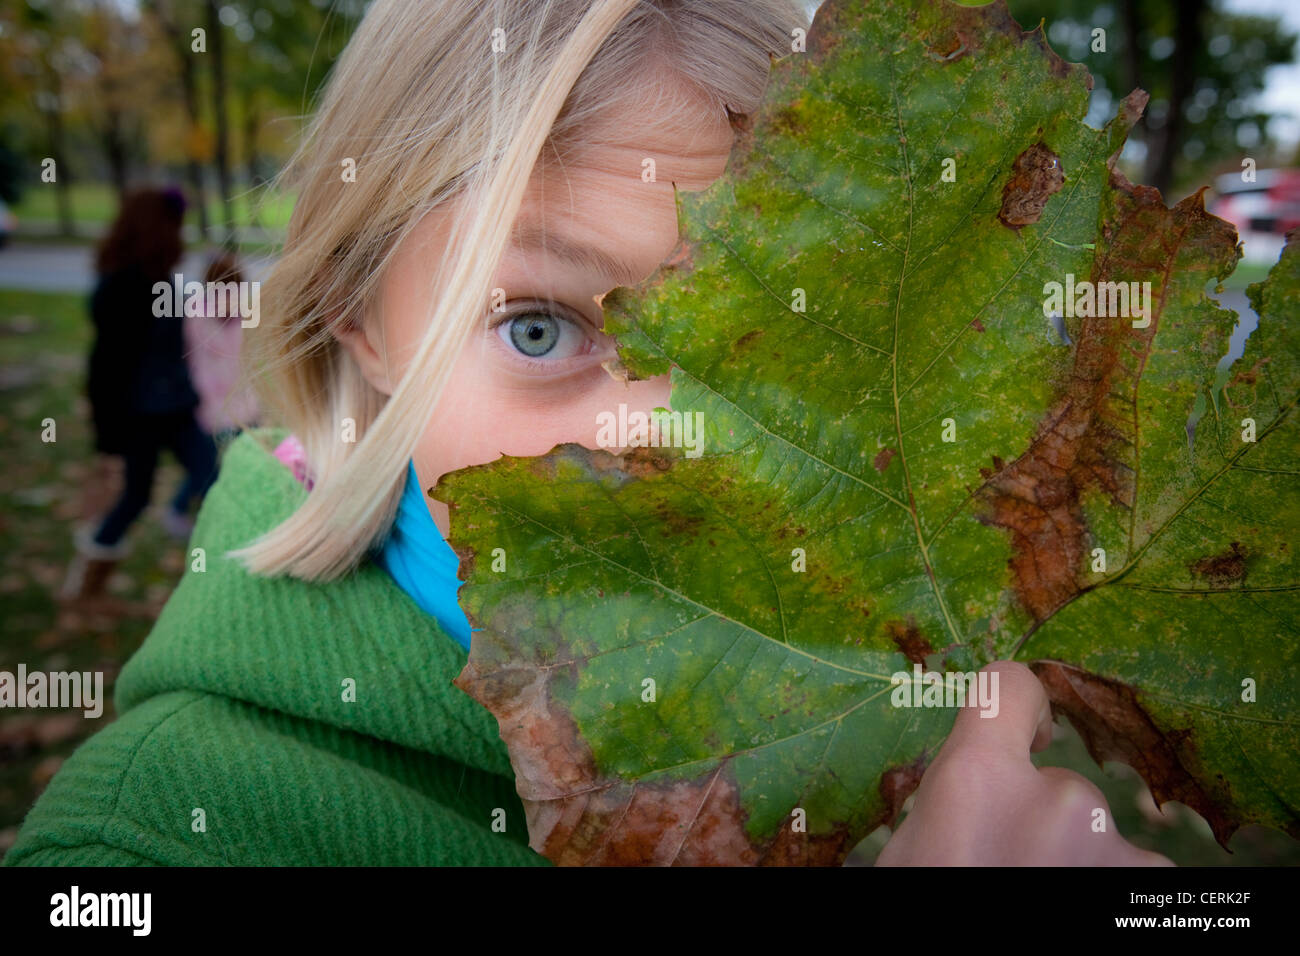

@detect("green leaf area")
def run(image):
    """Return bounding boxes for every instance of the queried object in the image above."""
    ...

[438,0,1298,864]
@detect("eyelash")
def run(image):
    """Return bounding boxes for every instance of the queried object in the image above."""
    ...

[488,299,579,326]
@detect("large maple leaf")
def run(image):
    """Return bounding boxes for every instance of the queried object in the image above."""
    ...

[437,0,1299,864]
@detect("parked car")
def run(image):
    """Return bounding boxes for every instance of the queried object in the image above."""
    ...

[1210,168,1300,263]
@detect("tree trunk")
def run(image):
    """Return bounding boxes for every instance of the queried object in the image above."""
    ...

[101,108,129,198]
[1121,0,1142,99]
[179,58,209,241]
[147,0,210,240]
[43,75,75,238]
[207,0,233,245]
[242,87,261,229]
[83,4,130,201]
[1143,0,1207,197]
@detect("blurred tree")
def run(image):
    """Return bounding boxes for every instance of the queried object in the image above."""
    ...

[1,0,83,234]
[154,0,365,242]
[145,0,211,239]
[219,0,364,227]
[221,0,366,231]
[0,0,365,239]
[206,0,233,243]
[80,0,162,198]
[1009,0,1298,198]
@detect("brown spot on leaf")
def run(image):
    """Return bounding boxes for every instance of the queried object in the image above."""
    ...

[769,105,808,138]
[727,108,754,136]
[978,454,1007,481]
[1030,661,1265,847]
[620,445,674,478]
[978,151,1239,621]
[886,618,933,666]
[533,770,766,866]
[1022,19,1085,82]
[806,0,849,62]
[652,497,704,537]
[758,816,855,867]
[455,652,858,865]
[873,447,897,473]
[878,753,928,826]
[819,573,852,595]
[660,238,695,275]
[927,31,969,62]
[734,328,764,350]
[1189,542,1248,586]
[1231,361,1263,386]
[970,318,986,333]
[998,142,1064,229]
[918,0,1046,62]
[1115,88,1150,141]
[454,544,476,581]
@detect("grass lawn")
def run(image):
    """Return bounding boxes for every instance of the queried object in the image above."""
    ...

[1,282,1296,865]
[11,181,294,235]
[0,288,191,858]
[1218,257,1274,291]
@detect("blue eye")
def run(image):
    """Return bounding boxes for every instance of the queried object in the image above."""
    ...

[508,314,560,356]
[494,306,595,363]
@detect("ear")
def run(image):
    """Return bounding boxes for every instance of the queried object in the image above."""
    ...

[334,321,393,396]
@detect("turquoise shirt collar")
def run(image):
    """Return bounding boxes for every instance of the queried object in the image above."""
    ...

[374,460,473,651]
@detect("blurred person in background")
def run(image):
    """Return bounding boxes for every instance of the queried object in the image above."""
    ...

[168,251,260,522]
[62,187,218,604]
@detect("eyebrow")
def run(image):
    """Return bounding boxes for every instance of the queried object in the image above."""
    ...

[512,225,651,287]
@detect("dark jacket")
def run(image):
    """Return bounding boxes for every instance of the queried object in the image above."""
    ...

[87,268,198,453]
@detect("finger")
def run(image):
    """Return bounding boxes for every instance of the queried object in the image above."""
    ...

[1126,846,1177,867]
[1035,766,1174,866]
[942,660,1053,761]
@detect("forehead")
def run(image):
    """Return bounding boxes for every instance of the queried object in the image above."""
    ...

[512,76,736,283]
[546,74,737,189]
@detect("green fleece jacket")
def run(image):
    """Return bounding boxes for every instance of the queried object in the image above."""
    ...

[5,429,548,866]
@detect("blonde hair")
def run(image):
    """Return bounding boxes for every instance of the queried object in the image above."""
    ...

[234,0,808,580]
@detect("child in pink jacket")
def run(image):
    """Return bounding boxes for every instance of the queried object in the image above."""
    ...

[166,253,260,535]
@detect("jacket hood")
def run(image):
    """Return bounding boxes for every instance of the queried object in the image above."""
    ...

[114,429,515,782]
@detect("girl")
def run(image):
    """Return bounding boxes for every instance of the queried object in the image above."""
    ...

[8,0,1168,866]
[166,251,261,535]
[62,188,219,604]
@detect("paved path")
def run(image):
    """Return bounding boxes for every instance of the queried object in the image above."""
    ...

[0,242,275,294]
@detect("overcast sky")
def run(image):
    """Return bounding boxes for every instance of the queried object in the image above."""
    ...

[1226,0,1300,148]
